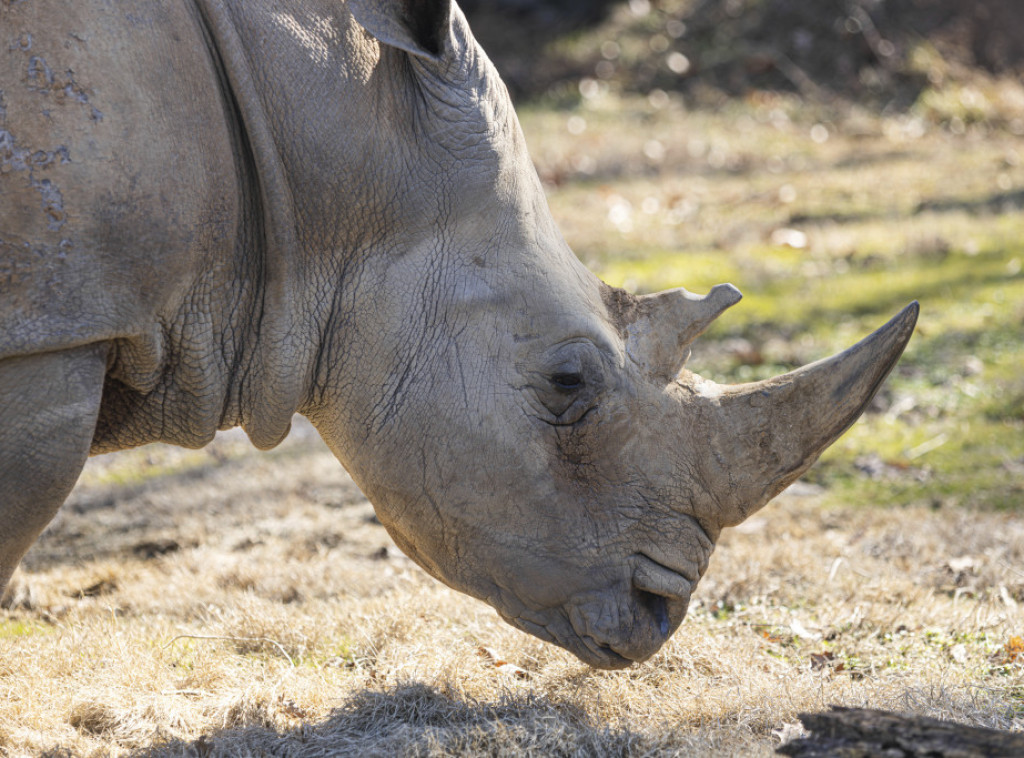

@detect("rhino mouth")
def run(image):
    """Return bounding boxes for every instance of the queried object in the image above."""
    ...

[642,591,672,637]
[499,609,638,670]
[562,592,689,669]
[570,590,679,668]
[498,560,694,670]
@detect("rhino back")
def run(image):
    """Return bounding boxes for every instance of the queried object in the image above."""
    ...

[1,1,257,449]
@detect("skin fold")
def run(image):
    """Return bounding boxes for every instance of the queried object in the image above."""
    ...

[0,0,917,668]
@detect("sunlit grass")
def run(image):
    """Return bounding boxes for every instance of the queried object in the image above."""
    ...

[522,92,1024,512]
[0,619,50,640]
[5,434,1024,756]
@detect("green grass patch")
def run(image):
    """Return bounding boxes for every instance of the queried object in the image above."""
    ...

[524,93,1024,511]
[0,619,50,640]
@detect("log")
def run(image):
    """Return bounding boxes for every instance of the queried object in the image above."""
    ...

[777,707,1024,758]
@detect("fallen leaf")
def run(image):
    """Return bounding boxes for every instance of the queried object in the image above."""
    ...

[71,578,118,598]
[478,646,530,679]
[1000,636,1024,664]
[477,646,507,665]
[497,662,530,680]
[770,227,808,249]
[276,695,309,720]
[947,556,977,573]
[772,720,808,744]
[810,652,835,671]
[999,586,1018,608]
[132,538,182,559]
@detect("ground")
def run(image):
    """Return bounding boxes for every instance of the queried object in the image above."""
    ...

[2,421,1023,756]
[3,3,1024,755]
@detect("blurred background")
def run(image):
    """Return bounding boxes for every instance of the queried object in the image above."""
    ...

[459,0,1024,513]
[462,0,1024,112]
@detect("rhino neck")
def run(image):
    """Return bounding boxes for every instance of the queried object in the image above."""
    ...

[197,0,497,450]
[195,0,352,450]
[87,0,293,453]
[88,0,470,454]
[199,0,584,456]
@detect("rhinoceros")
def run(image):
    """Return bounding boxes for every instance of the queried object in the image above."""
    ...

[0,0,916,668]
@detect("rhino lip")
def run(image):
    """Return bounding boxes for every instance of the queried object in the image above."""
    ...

[571,592,679,667]
[566,580,691,667]
[580,637,634,668]
[498,610,634,669]
[632,553,695,606]
[629,553,696,650]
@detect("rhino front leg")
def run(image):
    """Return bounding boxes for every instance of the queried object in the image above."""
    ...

[0,344,107,599]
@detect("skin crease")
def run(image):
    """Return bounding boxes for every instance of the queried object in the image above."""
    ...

[0,0,917,668]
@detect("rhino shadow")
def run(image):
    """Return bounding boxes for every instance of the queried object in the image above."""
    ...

[131,681,664,757]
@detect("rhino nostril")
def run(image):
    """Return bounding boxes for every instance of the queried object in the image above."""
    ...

[636,589,670,637]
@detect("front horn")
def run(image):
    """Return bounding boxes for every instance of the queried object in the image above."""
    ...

[690,302,919,527]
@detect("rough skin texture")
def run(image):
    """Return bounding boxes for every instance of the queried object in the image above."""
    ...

[0,0,916,668]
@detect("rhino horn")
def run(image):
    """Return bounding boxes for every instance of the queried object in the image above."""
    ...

[695,301,919,528]
[626,283,742,381]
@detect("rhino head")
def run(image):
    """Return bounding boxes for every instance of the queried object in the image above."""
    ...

[303,0,918,668]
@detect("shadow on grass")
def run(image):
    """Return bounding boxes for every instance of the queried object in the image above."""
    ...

[789,188,1024,228]
[915,189,1024,217]
[135,682,676,757]
[19,436,360,575]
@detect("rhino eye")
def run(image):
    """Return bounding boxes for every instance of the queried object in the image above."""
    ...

[533,343,603,423]
[550,372,583,392]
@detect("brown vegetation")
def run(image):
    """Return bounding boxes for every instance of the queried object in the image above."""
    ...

[2,423,1022,756]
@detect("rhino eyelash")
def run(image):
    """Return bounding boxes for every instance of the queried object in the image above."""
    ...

[550,372,584,391]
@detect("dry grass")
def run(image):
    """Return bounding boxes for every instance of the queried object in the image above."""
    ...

[2,423,1023,757]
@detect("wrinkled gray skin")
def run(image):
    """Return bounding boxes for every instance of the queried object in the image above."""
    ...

[0,0,917,668]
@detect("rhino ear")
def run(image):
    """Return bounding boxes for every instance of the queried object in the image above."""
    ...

[348,0,452,60]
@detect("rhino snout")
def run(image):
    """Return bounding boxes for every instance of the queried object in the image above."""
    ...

[556,558,697,669]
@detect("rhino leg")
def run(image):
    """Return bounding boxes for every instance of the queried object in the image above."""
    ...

[0,344,107,599]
